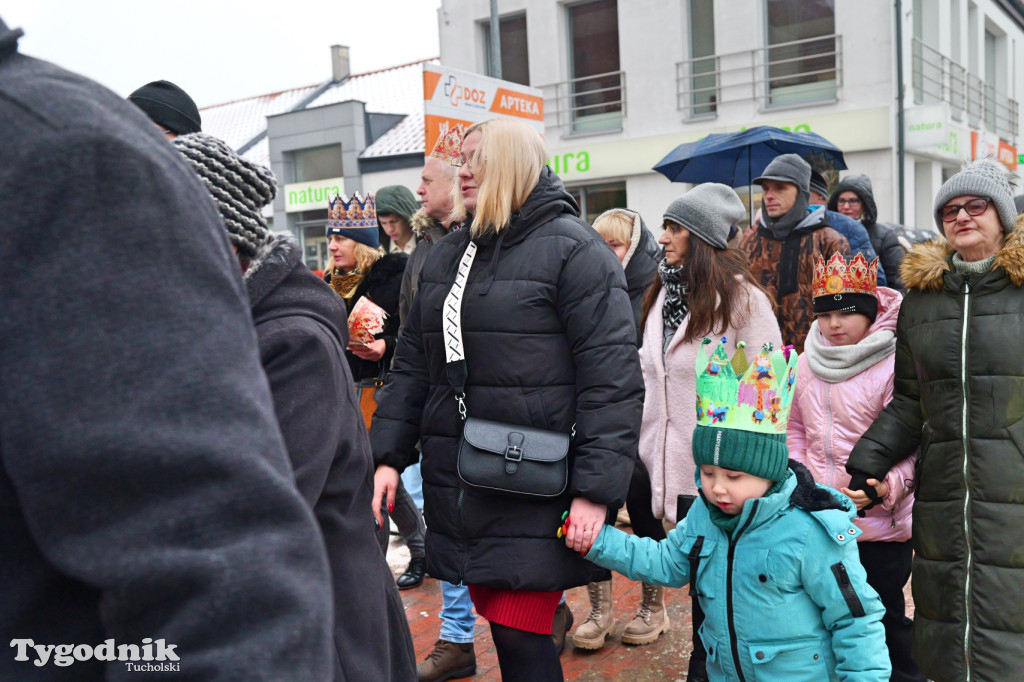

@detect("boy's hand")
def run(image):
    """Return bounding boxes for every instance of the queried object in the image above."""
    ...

[841,479,888,511]
[564,497,606,555]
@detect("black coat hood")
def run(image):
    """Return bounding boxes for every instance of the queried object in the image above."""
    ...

[828,174,878,226]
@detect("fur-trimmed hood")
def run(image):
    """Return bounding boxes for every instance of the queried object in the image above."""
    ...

[900,218,1024,291]
[410,207,449,244]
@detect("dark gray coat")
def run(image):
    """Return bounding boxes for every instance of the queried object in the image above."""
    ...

[828,174,907,289]
[371,168,644,591]
[0,18,334,680]
[246,236,416,681]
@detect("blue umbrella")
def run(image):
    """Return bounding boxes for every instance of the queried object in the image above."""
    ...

[653,126,847,188]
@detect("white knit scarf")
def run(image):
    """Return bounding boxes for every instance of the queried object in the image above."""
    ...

[803,322,896,383]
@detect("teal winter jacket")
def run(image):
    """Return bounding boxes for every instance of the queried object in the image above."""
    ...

[587,463,890,682]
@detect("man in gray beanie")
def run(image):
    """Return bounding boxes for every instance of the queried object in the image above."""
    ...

[738,153,850,353]
[170,131,419,680]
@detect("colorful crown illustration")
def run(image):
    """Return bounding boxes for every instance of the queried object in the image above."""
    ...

[326,193,377,231]
[430,125,464,164]
[812,252,878,299]
[695,338,798,435]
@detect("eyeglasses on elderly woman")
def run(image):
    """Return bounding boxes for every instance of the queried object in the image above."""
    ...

[940,197,992,222]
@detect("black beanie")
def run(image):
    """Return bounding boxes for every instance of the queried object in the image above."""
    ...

[813,292,878,322]
[128,80,201,135]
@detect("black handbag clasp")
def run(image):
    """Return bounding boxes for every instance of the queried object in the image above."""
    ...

[504,432,525,474]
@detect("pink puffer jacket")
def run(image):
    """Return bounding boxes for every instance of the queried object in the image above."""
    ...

[787,287,915,542]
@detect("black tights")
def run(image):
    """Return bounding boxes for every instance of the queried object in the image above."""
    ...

[489,622,563,682]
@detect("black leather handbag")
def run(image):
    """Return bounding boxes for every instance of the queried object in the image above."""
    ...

[443,239,572,499]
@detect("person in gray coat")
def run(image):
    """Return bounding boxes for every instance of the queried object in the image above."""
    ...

[0,17,334,681]
[828,174,907,289]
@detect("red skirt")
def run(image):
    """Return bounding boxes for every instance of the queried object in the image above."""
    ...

[467,585,562,635]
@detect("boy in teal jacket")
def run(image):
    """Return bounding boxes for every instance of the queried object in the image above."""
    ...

[569,340,890,681]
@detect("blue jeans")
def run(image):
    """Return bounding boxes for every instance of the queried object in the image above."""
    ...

[440,581,475,644]
[400,461,424,509]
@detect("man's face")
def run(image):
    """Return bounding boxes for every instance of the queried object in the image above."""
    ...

[379,213,410,242]
[761,180,799,218]
[418,157,455,222]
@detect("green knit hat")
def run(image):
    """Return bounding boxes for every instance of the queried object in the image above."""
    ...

[375,185,420,223]
[692,427,789,482]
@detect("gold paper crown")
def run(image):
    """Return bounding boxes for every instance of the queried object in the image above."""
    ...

[327,193,377,230]
[430,125,464,164]
[695,338,798,435]
[812,252,878,299]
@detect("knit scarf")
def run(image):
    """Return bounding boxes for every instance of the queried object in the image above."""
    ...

[952,252,997,274]
[803,322,896,383]
[330,269,364,301]
[658,259,689,337]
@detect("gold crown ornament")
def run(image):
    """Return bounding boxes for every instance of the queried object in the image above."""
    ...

[327,193,377,230]
[812,252,878,299]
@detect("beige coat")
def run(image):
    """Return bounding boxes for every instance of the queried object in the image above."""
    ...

[640,280,781,522]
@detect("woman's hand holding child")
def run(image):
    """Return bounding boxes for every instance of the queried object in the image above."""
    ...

[563,497,607,555]
[841,479,888,511]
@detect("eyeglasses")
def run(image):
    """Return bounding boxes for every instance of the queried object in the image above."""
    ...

[451,155,481,172]
[940,197,991,222]
[836,198,862,206]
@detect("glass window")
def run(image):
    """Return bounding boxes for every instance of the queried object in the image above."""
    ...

[483,14,530,86]
[293,145,343,183]
[688,0,717,117]
[568,0,622,133]
[765,0,836,106]
[567,181,627,225]
[300,217,329,271]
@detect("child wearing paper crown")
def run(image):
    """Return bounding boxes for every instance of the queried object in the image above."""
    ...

[787,253,925,681]
[571,339,890,681]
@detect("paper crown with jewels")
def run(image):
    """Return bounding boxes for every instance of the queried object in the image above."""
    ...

[326,193,379,248]
[812,252,878,299]
[430,125,464,164]
[694,338,799,436]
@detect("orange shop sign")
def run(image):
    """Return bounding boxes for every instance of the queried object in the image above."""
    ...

[423,64,544,157]
[971,130,1017,170]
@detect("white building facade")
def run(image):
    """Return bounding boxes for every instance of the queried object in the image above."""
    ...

[438,0,1024,232]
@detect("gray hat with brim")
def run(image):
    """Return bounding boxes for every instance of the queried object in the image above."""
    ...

[752,153,812,193]
[663,183,745,249]
[933,159,1017,234]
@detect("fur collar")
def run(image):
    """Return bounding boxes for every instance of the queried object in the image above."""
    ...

[788,459,848,513]
[901,218,1024,291]
[410,208,432,237]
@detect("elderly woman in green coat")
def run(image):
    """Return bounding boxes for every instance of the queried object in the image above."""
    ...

[847,159,1024,682]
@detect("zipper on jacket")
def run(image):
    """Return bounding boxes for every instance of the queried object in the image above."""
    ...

[824,384,836,487]
[726,500,759,682]
[830,562,866,617]
[959,274,974,681]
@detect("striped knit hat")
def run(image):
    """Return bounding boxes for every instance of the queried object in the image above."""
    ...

[172,132,276,259]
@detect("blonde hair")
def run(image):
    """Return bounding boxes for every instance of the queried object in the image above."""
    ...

[451,119,547,236]
[592,211,633,244]
[354,242,384,273]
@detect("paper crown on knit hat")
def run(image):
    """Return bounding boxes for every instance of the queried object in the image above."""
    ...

[812,252,880,321]
[692,338,798,482]
[326,193,379,248]
[430,125,464,164]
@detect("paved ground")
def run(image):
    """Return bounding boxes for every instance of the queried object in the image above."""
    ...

[387,519,914,681]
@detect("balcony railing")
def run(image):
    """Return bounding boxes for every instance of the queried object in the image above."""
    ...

[676,34,842,118]
[540,70,626,136]
[912,37,1018,141]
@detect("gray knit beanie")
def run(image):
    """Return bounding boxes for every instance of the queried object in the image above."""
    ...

[753,153,811,194]
[172,132,276,259]
[808,170,829,200]
[663,183,746,249]
[933,159,1017,234]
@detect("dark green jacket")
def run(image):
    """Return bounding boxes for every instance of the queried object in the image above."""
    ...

[846,224,1024,682]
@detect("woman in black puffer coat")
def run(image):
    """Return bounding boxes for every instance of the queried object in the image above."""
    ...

[370,119,644,681]
[847,160,1024,682]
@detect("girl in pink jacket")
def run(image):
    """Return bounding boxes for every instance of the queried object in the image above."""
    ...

[788,252,924,682]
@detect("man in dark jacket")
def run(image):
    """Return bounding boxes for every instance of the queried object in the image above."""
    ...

[739,154,850,353]
[172,131,417,681]
[828,174,907,289]
[0,17,334,680]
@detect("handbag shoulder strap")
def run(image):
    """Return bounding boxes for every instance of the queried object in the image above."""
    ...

[443,240,478,419]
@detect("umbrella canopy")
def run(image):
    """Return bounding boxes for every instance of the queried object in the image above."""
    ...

[653,126,847,188]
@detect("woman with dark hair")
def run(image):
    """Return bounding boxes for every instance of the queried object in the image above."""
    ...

[369,118,643,681]
[636,183,780,676]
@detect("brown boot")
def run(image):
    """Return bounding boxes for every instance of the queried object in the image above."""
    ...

[571,579,616,650]
[621,583,670,646]
[551,600,574,654]
[417,639,476,682]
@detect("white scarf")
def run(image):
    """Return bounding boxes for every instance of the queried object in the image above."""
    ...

[803,321,896,383]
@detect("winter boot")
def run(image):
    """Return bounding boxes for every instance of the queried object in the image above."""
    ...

[396,556,426,590]
[621,583,670,646]
[551,601,574,654]
[571,579,616,650]
[416,639,476,682]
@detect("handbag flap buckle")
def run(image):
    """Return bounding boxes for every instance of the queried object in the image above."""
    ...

[504,432,525,474]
